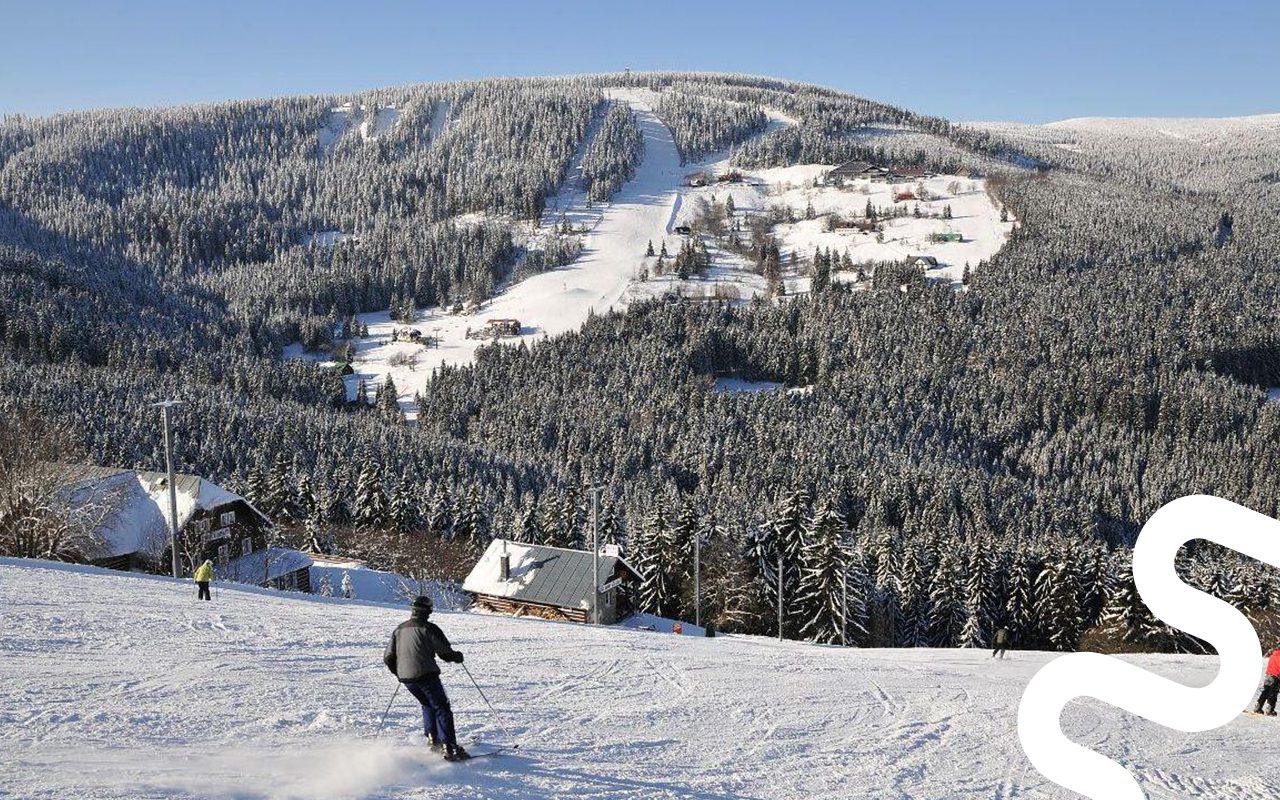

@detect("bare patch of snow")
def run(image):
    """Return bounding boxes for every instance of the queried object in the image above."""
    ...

[304,230,356,248]
[713,377,785,394]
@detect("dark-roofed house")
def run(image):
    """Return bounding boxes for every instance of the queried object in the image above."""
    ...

[888,165,930,181]
[824,160,888,186]
[462,539,642,624]
[52,465,308,590]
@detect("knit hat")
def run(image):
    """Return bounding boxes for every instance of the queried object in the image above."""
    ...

[412,596,434,613]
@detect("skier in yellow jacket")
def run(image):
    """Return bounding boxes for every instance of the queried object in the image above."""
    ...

[194,560,214,601]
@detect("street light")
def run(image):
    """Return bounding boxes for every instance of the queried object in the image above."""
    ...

[152,400,183,578]
[589,484,605,625]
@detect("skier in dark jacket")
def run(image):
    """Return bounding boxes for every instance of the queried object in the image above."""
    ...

[1253,646,1280,716]
[992,627,1011,659]
[384,596,469,760]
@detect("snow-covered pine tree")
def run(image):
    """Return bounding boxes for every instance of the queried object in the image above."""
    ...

[1035,561,1083,652]
[376,376,402,422]
[630,508,668,615]
[666,502,701,619]
[514,498,542,544]
[390,480,418,533]
[353,458,388,530]
[244,462,267,513]
[456,486,487,543]
[341,570,354,599]
[1006,552,1038,648]
[1099,561,1164,649]
[958,545,997,648]
[796,498,852,644]
[294,470,316,522]
[318,572,334,597]
[927,549,962,647]
[751,488,810,638]
[893,544,926,647]
[263,453,293,521]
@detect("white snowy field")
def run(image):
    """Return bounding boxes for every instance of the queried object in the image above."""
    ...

[3,558,1278,800]
[662,164,1011,292]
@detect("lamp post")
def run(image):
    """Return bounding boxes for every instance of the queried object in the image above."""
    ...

[589,485,606,624]
[693,527,701,629]
[152,400,183,579]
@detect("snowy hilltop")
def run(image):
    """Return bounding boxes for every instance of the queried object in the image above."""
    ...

[4,558,1280,799]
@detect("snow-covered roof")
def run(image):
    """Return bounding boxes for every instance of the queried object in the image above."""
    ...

[462,539,641,610]
[52,465,267,558]
[222,547,313,584]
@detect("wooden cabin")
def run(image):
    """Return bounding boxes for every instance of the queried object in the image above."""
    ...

[463,540,642,625]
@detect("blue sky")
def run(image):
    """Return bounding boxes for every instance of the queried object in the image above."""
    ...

[2,0,1276,122]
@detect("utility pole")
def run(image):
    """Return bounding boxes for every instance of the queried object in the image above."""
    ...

[153,400,183,579]
[841,569,848,647]
[693,527,701,629]
[777,552,784,641]
[589,485,604,625]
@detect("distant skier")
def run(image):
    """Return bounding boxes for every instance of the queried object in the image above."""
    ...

[384,596,469,761]
[992,627,1010,659]
[1253,645,1280,716]
[193,559,214,601]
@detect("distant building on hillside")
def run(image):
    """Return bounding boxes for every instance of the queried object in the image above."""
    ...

[51,465,309,590]
[888,165,930,181]
[485,318,521,337]
[824,160,889,186]
[462,539,642,625]
[907,255,941,269]
[466,318,522,340]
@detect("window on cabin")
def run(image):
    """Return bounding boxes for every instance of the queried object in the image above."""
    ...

[220,510,236,526]
[217,544,229,565]
[241,538,252,558]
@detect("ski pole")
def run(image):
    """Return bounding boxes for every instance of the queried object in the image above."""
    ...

[374,682,401,738]
[460,661,519,749]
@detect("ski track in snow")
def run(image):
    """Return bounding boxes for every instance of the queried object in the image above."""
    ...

[4,559,1280,799]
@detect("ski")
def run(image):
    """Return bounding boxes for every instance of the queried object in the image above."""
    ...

[448,745,515,761]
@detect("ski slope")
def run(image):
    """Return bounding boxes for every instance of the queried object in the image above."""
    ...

[3,558,1278,800]
[291,90,688,419]
[290,91,1010,416]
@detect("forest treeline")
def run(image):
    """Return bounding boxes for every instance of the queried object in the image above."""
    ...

[3,73,1280,650]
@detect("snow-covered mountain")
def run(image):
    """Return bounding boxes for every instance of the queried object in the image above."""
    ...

[3,557,1278,800]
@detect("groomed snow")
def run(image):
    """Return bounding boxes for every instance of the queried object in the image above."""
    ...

[4,558,1279,799]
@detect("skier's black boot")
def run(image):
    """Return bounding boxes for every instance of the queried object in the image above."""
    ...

[427,735,444,753]
[1267,709,1277,717]
[444,744,471,762]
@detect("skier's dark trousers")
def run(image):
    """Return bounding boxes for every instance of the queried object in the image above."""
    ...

[384,596,468,760]
[992,627,1010,659]
[1255,646,1280,715]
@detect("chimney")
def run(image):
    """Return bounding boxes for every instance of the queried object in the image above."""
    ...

[499,539,510,581]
